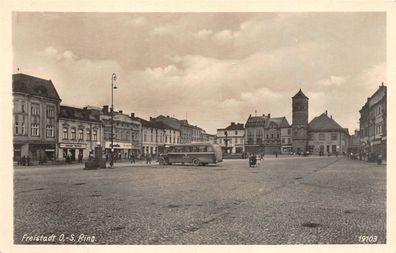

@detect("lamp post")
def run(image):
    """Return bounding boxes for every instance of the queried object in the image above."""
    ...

[110,73,117,167]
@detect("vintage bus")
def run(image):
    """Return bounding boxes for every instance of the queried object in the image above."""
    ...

[158,143,222,166]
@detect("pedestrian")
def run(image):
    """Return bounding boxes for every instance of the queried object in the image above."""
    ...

[275,152,278,158]
[21,156,26,166]
[130,153,135,164]
[26,156,30,166]
[148,153,152,164]
[78,153,83,163]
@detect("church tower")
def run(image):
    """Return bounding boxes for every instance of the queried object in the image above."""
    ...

[292,89,308,153]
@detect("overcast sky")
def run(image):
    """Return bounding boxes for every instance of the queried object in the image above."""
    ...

[13,12,386,134]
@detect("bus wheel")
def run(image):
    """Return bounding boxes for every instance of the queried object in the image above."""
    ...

[158,158,166,165]
[192,158,200,166]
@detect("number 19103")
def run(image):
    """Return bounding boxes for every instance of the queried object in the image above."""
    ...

[358,235,378,243]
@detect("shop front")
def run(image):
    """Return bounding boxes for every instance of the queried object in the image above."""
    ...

[59,143,87,161]
[105,141,132,159]
[29,143,56,161]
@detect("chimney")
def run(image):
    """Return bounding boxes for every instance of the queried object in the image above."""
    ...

[119,110,123,114]
[131,113,135,118]
[102,105,109,114]
[268,113,271,118]
[330,115,333,119]
[325,110,328,116]
[231,122,235,125]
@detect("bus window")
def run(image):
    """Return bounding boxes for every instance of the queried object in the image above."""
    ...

[175,146,183,153]
[207,145,213,152]
[199,146,207,152]
[192,146,199,152]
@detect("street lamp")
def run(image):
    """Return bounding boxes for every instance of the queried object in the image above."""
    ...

[110,73,117,167]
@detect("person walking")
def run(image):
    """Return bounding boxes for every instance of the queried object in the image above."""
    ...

[21,156,26,166]
[130,153,135,164]
[26,156,30,166]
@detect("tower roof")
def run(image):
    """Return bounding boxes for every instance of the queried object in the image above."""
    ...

[292,89,308,99]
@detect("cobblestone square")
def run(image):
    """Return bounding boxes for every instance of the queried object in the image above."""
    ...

[14,156,385,244]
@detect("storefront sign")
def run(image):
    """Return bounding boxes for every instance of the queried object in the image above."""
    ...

[105,141,132,149]
[59,143,87,149]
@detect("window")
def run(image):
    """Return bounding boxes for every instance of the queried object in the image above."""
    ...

[277,133,279,139]
[46,105,55,118]
[282,138,285,144]
[78,129,84,140]
[14,115,25,135]
[235,131,238,135]
[46,125,54,138]
[31,103,40,115]
[93,129,98,141]
[331,133,337,140]
[332,145,337,153]
[31,123,39,136]
[219,139,222,144]
[319,133,325,141]
[308,133,314,140]
[71,128,76,140]
[86,129,91,141]
[288,129,291,135]
[229,138,232,144]
[271,134,274,139]
[15,121,19,135]
[63,127,68,139]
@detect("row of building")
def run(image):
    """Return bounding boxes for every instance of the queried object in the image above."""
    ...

[12,73,214,162]
[12,72,387,162]
[215,89,352,156]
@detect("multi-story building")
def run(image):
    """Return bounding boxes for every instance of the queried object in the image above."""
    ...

[359,83,387,160]
[348,129,361,155]
[101,106,141,159]
[245,114,289,154]
[307,111,349,155]
[216,122,245,153]
[135,117,165,155]
[202,132,216,144]
[13,73,61,162]
[280,125,292,154]
[58,105,102,161]
[152,115,203,144]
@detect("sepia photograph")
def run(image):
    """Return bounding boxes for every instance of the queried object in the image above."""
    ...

[1,2,394,252]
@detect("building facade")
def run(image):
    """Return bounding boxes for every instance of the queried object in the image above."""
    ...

[101,106,141,159]
[307,111,349,155]
[245,114,289,154]
[216,122,245,153]
[58,105,102,161]
[359,83,387,160]
[13,73,61,162]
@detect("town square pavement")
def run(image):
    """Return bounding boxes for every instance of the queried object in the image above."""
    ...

[14,156,385,244]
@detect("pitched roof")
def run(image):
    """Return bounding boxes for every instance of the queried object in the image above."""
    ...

[218,122,244,131]
[308,113,347,133]
[59,105,100,122]
[245,115,289,128]
[265,117,288,128]
[292,89,308,99]
[245,115,268,127]
[13,73,61,101]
